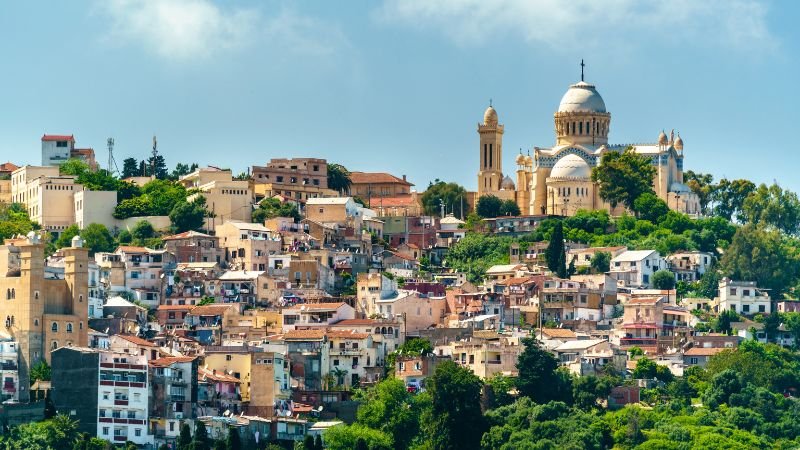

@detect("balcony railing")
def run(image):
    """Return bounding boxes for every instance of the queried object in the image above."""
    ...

[620,338,657,346]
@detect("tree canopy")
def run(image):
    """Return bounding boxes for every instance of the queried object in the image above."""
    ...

[591,147,656,210]
[421,180,469,218]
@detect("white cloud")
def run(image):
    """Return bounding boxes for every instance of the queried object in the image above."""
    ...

[96,0,347,62]
[376,0,777,53]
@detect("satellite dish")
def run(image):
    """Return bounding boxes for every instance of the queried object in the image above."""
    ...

[223,410,230,417]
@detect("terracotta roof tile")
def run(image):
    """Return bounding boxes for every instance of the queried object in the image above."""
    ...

[685,347,730,357]
[541,328,577,339]
[114,334,158,347]
[189,304,236,316]
[150,356,197,367]
[116,246,151,253]
[199,367,240,383]
[283,302,347,312]
[350,172,413,186]
[157,304,196,311]
[283,329,326,340]
[326,330,369,339]
[371,195,419,207]
[42,134,74,142]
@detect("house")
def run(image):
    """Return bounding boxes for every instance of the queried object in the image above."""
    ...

[149,356,199,444]
[216,221,282,272]
[619,296,691,353]
[553,339,621,376]
[108,334,160,362]
[251,157,337,203]
[281,303,355,332]
[198,366,242,417]
[713,278,771,315]
[609,250,667,288]
[666,251,713,282]
[436,214,466,248]
[683,347,728,368]
[484,264,527,288]
[444,333,522,379]
[356,272,398,317]
[102,296,147,322]
[162,230,225,265]
[373,290,446,332]
[156,305,194,330]
[51,347,153,446]
[326,330,381,387]
[778,300,800,313]
[181,167,252,230]
[396,354,442,392]
[567,246,627,270]
[218,270,272,306]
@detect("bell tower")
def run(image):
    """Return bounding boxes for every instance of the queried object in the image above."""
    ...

[477,102,504,195]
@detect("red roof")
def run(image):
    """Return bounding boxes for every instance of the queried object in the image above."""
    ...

[189,304,236,316]
[0,162,19,173]
[114,334,158,347]
[326,329,370,339]
[350,172,413,186]
[42,134,74,142]
[116,246,150,254]
[199,367,240,383]
[284,329,326,340]
[370,194,419,208]
[150,356,197,367]
[157,304,195,311]
[162,230,214,241]
[685,347,730,357]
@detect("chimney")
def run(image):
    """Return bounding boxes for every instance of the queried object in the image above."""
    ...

[402,175,407,182]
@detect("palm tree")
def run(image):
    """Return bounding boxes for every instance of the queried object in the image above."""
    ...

[330,367,349,390]
[327,164,352,195]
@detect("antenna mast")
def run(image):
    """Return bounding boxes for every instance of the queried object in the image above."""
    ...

[151,135,158,177]
[107,138,120,175]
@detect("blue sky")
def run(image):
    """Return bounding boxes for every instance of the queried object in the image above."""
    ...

[0,0,797,193]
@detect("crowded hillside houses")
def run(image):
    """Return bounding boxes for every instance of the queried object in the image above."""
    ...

[0,121,790,447]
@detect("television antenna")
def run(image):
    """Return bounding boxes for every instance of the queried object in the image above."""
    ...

[107,138,120,175]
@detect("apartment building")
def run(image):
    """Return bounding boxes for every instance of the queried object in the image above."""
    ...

[51,347,152,446]
[713,278,772,315]
[609,250,667,288]
[149,356,199,443]
[217,221,282,271]
[181,167,252,230]
[666,251,713,282]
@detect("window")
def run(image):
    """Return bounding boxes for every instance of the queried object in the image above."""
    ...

[730,288,737,295]
[689,357,699,365]
[51,322,58,332]
[333,359,340,366]
[102,427,109,436]
[742,304,750,313]
[226,355,232,361]
[135,429,142,437]
[743,289,750,297]
[66,323,73,333]
[758,305,766,313]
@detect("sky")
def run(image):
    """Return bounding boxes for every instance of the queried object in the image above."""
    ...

[0,0,798,193]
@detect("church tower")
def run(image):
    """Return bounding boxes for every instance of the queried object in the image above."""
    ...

[477,104,504,195]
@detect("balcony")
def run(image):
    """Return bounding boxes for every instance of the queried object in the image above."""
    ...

[0,362,17,371]
[113,436,128,442]
[620,338,657,347]
[330,349,363,356]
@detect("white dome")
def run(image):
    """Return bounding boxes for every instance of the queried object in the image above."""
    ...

[558,81,606,113]
[674,134,684,150]
[549,154,591,180]
[658,130,668,145]
[501,175,516,190]
[484,106,498,125]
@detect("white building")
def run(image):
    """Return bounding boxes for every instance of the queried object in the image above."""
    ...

[666,251,713,283]
[609,250,666,288]
[0,337,19,403]
[714,278,771,315]
[281,302,355,332]
[41,134,74,166]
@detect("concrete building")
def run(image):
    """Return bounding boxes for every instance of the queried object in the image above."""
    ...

[609,250,667,288]
[619,296,691,353]
[74,190,118,230]
[666,251,713,282]
[251,158,338,203]
[713,278,771,315]
[0,338,19,403]
[149,356,199,443]
[216,221,282,271]
[444,334,521,379]
[281,302,355,332]
[162,230,225,265]
[51,347,152,446]
[0,235,89,401]
[181,167,252,230]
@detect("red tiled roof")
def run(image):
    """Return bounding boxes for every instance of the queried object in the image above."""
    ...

[149,356,197,367]
[541,328,577,339]
[116,246,150,253]
[114,334,157,347]
[0,162,19,172]
[157,304,196,311]
[42,134,74,142]
[199,367,240,383]
[283,329,326,340]
[189,304,236,316]
[626,297,662,305]
[685,347,730,357]
[350,172,413,186]
[326,329,369,339]
[497,277,534,286]
[162,230,214,241]
[331,319,387,326]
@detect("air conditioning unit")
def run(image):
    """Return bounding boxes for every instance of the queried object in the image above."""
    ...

[174,412,184,419]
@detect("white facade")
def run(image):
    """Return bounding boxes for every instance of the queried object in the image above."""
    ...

[715,278,771,315]
[74,190,118,230]
[609,250,666,288]
[97,352,152,446]
[0,339,19,402]
[41,136,74,166]
[88,262,105,319]
[666,251,713,282]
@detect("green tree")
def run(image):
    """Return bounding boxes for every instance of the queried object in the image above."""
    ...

[252,198,301,223]
[323,424,392,450]
[147,154,169,179]
[327,163,352,194]
[712,309,740,335]
[355,378,425,450]
[546,221,567,278]
[420,180,469,218]
[632,358,674,383]
[170,197,209,233]
[590,251,611,273]
[695,266,722,299]
[712,178,756,222]
[313,434,323,450]
[486,373,517,407]
[131,220,155,244]
[476,195,503,218]
[30,360,51,385]
[59,158,90,177]
[740,183,800,235]
[633,192,669,223]
[225,428,241,450]
[193,421,211,450]
[122,157,140,178]
[80,223,115,255]
[516,337,572,404]
[720,223,800,297]
[684,170,716,215]
[302,435,315,450]
[54,225,81,249]
[591,147,656,209]
[499,199,521,217]
[171,163,195,180]
[573,375,617,410]
[177,423,192,450]
[652,270,676,290]
[421,360,485,450]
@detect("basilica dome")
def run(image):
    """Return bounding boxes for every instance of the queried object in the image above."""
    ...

[501,175,516,190]
[484,106,498,125]
[515,153,526,165]
[549,154,591,180]
[558,81,606,113]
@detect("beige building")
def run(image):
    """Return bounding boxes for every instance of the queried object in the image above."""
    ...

[181,167,252,230]
[74,190,118,230]
[251,158,338,202]
[304,197,362,225]
[204,347,290,415]
[472,69,700,216]
[216,221,282,271]
[11,166,79,234]
[0,234,89,401]
[440,333,521,379]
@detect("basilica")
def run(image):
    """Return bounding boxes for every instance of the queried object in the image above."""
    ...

[475,70,699,217]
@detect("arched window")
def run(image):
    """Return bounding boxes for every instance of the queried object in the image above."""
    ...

[5,289,9,300]
[34,291,39,299]
[51,322,58,332]
[79,295,83,303]
[80,322,83,330]
[66,323,73,333]
[10,289,14,299]
[34,319,39,327]
[388,327,394,334]
[381,327,387,335]
[579,122,583,134]
[374,328,380,334]
[51,341,58,350]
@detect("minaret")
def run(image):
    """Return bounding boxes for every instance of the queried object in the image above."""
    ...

[477,101,504,195]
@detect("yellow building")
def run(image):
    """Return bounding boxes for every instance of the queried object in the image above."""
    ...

[216,221,282,271]
[0,234,89,401]
[181,167,252,231]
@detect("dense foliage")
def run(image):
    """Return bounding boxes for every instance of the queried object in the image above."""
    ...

[420,180,469,218]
